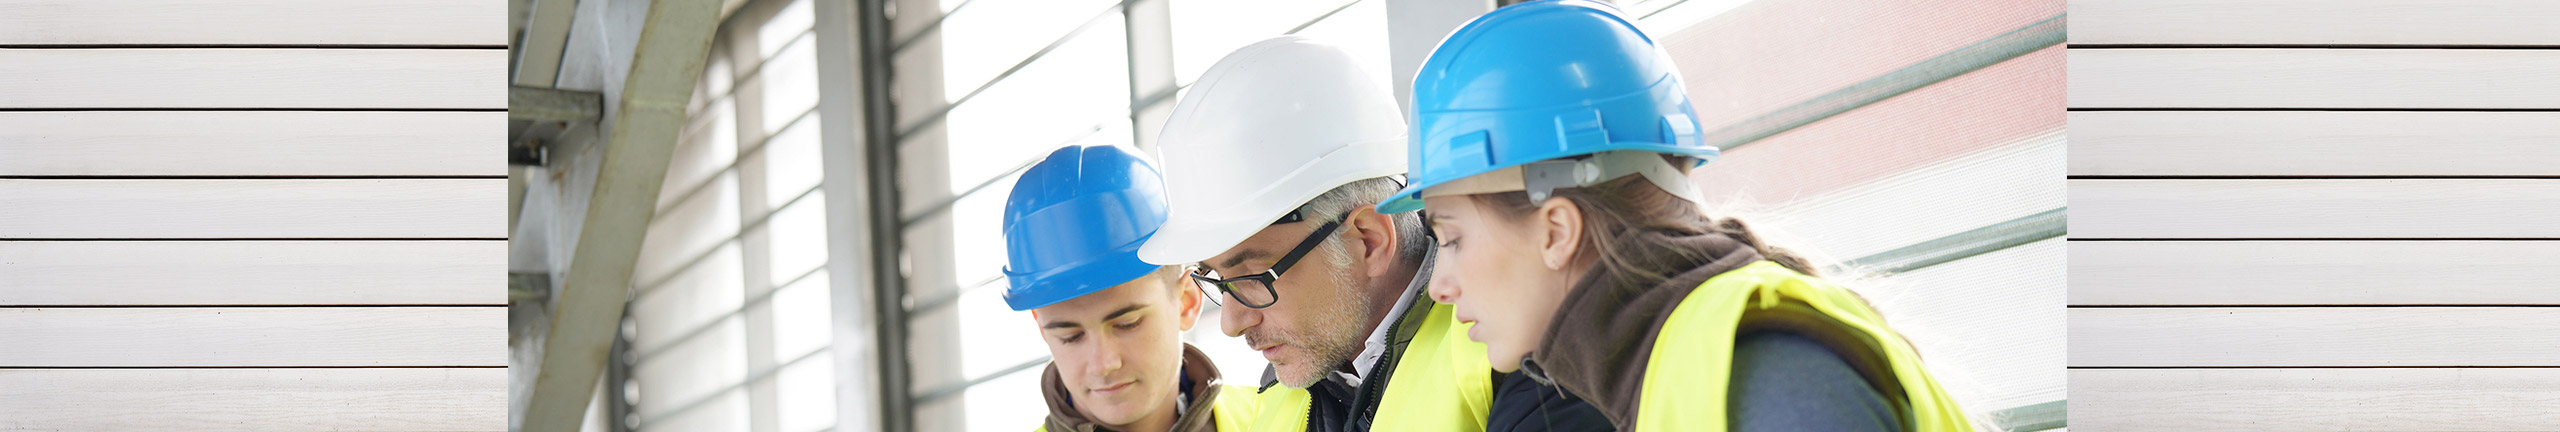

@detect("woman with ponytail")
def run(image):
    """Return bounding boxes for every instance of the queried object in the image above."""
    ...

[1372,2,1973,431]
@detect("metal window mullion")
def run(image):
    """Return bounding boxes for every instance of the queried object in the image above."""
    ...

[634,347,835,431]
[908,356,1049,404]
[889,0,977,55]
[893,122,1109,223]
[891,0,1135,145]
[1703,13,2064,152]
[683,28,815,125]
[1832,207,2067,277]
[904,273,1006,315]
[1283,0,1364,35]
[635,183,827,299]
[631,264,827,366]
[654,106,821,217]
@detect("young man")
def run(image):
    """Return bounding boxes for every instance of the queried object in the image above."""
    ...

[1136,36,1612,432]
[1003,144,1260,432]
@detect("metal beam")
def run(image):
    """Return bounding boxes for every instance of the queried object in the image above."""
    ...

[1124,0,1175,149]
[514,0,579,86]
[857,0,914,430]
[519,0,724,430]
[510,85,605,124]
[1835,207,2067,276]
[812,0,888,431]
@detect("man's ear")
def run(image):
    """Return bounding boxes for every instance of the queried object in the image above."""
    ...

[1175,278,1203,332]
[1537,197,1583,270]
[1346,207,1399,279]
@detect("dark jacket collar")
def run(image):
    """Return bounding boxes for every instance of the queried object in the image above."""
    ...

[1529,228,1760,429]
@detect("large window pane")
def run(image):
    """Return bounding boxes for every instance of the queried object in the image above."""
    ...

[1169,0,1365,86]
[662,99,738,210]
[941,20,1131,192]
[776,351,838,432]
[631,243,746,352]
[771,270,834,360]
[759,0,814,59]
[1285,0,1390,80]
[934,0,1123,97]
[762,122,824,205]
[766,191,830,284]
[637,173,741,285]
[960,366,1047,432]
[761,39,820,134]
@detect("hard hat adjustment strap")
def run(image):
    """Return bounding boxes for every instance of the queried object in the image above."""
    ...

[1518,150,1705,206]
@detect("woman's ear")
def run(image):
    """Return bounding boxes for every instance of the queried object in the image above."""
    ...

[1537,197,1583,270]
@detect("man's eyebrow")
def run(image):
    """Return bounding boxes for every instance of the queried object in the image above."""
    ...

[1214,249,1273,271]
[1039,304,1151,330]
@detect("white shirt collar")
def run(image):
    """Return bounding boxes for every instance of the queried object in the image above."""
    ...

[1342,246,1434,388]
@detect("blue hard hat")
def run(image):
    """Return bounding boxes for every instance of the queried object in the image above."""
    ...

[1000,145,1170,311]
[1377,0,1717,214]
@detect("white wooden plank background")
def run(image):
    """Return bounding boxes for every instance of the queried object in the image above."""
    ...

[2071,241,2560,306]
[0,0,505,46]
[0,49,505,109]
[0,179,506,239]
[0,307,505,367]
[0,241,505,306]
[2069,49,2560,109]
[2070,179,2560,239]
[2070,307,2560,367]
[2071,0,2560,46]
[0,368,506,432]
[0,111,507,176]
[2069,111,2560,176]
[2072,368,2560,431]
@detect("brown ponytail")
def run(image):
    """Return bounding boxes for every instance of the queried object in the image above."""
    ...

[1465,156,1821,291]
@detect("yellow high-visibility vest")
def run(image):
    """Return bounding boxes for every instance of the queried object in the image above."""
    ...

[1242,300,1495,432]
[1634,261,1973,432]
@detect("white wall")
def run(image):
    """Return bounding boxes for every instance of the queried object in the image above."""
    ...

[0,1,507,430]
[2068,0,2560,429]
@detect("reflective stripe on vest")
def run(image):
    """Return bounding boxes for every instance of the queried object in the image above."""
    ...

[1634,261,1974,432]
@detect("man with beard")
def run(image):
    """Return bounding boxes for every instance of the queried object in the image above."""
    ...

[1136,36,1613,432]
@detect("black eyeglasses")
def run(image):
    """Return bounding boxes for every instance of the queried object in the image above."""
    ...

[1190,211,1347,309]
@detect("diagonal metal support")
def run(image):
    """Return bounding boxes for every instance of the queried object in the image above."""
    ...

[510,85,605,124]
[519,0,725,430]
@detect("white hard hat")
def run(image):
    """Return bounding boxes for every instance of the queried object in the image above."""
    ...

[1136,36,1407,265]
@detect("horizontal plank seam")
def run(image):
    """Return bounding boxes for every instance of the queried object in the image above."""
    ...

[2072,44,2560,50]
[2069,107,2560,112]
[0,44,508,49]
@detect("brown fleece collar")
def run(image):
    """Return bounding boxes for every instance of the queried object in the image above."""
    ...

[1529,229,1760,430]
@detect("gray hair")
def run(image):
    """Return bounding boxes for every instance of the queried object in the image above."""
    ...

[1296,176,1430,272]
